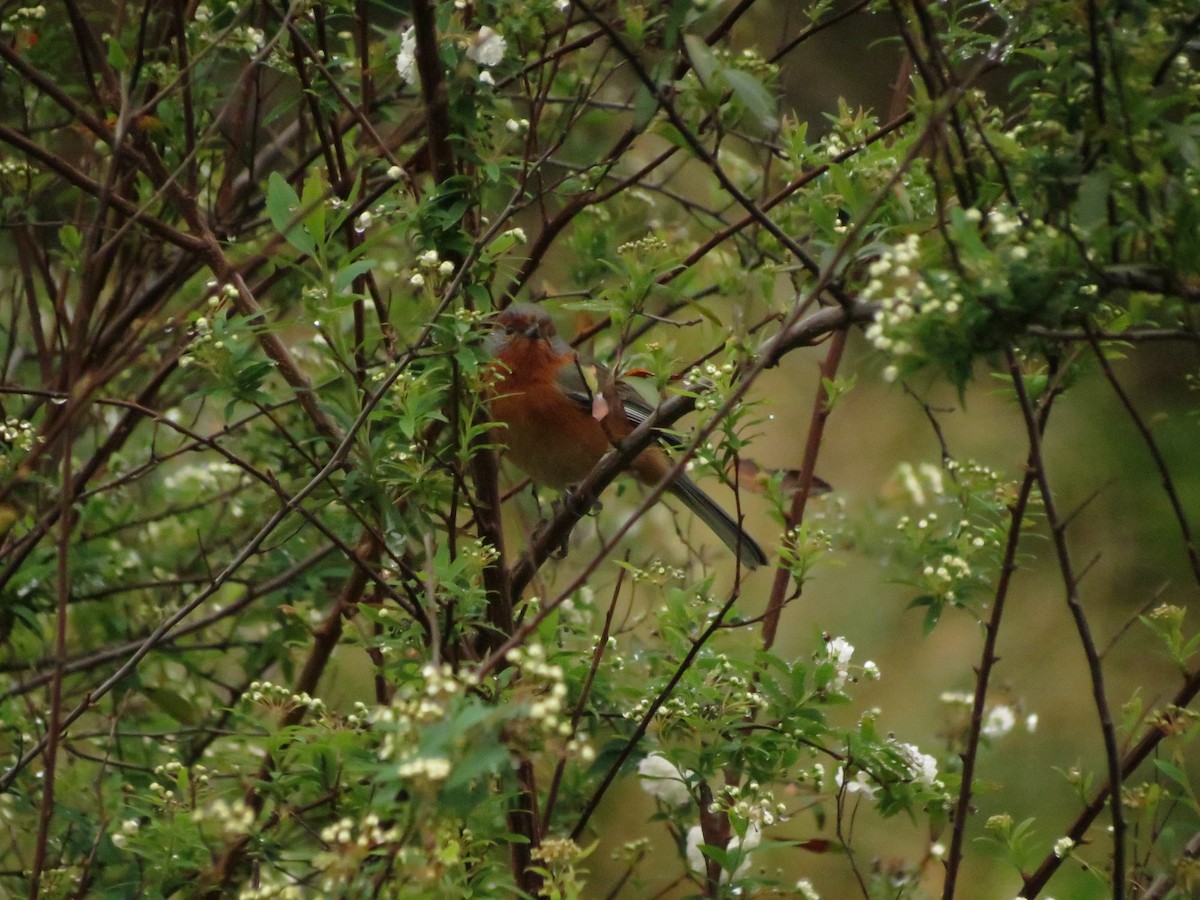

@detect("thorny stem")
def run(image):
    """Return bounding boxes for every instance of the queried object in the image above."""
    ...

[1006,348,1126,899]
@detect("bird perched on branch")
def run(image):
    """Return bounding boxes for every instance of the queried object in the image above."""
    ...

[485,304,769,570]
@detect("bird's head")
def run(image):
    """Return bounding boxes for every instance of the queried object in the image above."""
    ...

[486,304,565,357]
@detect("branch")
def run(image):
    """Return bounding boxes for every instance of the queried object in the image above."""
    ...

[1006,348,1126,899]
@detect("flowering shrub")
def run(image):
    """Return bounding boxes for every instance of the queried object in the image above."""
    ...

[1,1,1199,898]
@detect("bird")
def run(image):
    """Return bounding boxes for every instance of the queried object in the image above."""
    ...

[485,304,769,570]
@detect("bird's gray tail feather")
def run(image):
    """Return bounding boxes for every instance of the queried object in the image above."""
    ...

[667,474,768,569]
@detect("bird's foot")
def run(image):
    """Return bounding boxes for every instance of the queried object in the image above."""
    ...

[532,517,571,559]
[559,485,602,518]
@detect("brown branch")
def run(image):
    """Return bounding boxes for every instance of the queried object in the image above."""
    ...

[942,468,1040,895]
[1084,327,1200,585]
[1006,348,1126,899]
[0,124,205,254]
[761,327,847,650]
[410,0,454,184]
[1022,664,1200,895]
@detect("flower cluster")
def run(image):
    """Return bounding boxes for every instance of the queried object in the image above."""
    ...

[178,309,246,371]
[377,663,474,758]
[710,781,789,830]
[0,156,34,185]
[244,680,327,717]
[110,817,141,850]
[818,635,878,691]
[617,234,669,257]
[0,4,45,31]
[377,651,592,789]
[409,248,456,288]
[192,797,256,838]
[505,644,591,760]
[888,458,1008,619]
[824,636,855,691]
[891,739,941,788]
[532,836,585,865]
[396,24,507,85]
[153,758,211,787]
[861,233,944,382]
[627,654,769,728]
[1,417,37,466]
[162,458,243,491]
[862,205,1080,384]
[629,560,689,585]
[837,736,944,805]
[313,814,402,892]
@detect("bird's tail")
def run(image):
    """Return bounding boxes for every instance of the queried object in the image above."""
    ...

[667,474,769,570]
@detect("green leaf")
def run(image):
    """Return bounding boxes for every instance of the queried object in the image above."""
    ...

[266,172,315,255]
[300,172,327,247]
[105,35,128,71]
[632,83,660,130]
[1154,759,1190,789]
[59,225,82,255]
[142,687,200,725]
[333,259,377,293]
[266,171,298,233]
[722,68,779,131]
[1164,122,1199,168]
[683,34,719,88]
[1074,171,1111,236]
[485,230,523,257]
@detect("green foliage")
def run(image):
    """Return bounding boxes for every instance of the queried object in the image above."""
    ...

[1,0,1198,898]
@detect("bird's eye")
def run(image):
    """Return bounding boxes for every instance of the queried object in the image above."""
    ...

[505,325,517,335]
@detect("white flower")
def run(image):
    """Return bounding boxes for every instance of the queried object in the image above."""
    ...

[1025,712,1038,733]
[636,753,691,806]
[386,165,403,180]
[982,705,1016,739]
[940,691,973,705]
[409,273,425,287]
[685,823,761,881]
[396,27,417,82]
[862,660,880,680]
[894,741,939,786]
[466,26,507,67]
[684,826,706,875]
[835,766,877,798]
[1053,836,1074,858]
[796,877,820,900]
[438,260,454,276]
[478,69,495,86]
[825,636,854,690]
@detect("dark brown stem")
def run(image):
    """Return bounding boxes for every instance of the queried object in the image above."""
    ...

[1006,348,1125,899]
[761,327,847,649]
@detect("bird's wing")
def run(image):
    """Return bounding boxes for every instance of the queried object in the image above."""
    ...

[553,356,684,448]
